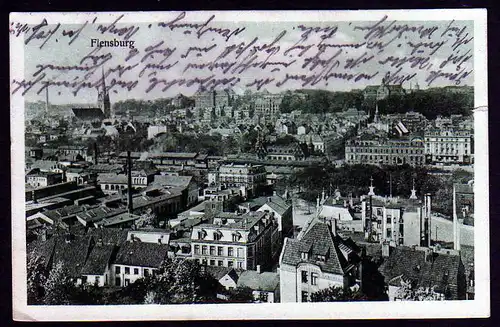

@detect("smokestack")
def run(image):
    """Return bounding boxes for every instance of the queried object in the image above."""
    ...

[45,87,49,113]
[127,150,133,214]
[453,185,461,251]
[423,193,432,247]
[93,142,98,165]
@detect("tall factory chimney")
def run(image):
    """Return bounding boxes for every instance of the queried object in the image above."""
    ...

[93,142,98,165]
[127,150,133,213]
[45,87,50,113]
[423,193,432,247]
[453,185,461,251]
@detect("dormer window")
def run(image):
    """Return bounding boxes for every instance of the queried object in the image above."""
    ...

[301,252,309,260]
[197,229,207,240]
[317,255,326,262]
[213,230,222,241]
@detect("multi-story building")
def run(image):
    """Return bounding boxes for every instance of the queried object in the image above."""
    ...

[265,143,306,162]
[209,163,267,198]
[279,221,361,302]
[26,171,63,188]
[424,127,474,165]
[254,91,283,118]
[345,133,425,166]
[190,211,280,271]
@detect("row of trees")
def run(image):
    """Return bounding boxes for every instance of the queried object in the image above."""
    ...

[279,88,473,119]
[283,164,472,217]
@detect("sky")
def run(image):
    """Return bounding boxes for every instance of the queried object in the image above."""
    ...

[16,12,474,105]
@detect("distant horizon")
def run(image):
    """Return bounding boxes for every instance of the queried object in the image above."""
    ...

[26,84,474,107]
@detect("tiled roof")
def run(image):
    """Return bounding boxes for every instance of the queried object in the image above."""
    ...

[81,244,115,275]
[379,246,462,299]
[87,228,129,246]
[27,237,56,269]
[51,235,94,277]
[281,222,358,275]
[153,175,193,188]
[237,271,279,291]
[114,242,169,268]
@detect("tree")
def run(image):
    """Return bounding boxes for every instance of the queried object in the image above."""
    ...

[142,259,219,304]
[395,279,445,301]
[27,254,48,305]
[227,286,254,303]
[311,285,367,302]
[43,261,77,305]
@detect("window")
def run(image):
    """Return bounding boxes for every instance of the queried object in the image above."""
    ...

[311,272,318,285]
[115,277,121,286]
[194,245,200,255]
[301,252,309,260]
[214,231,222,241]
[144,269,149,277]
[210,259,215,266]
[228,247,234,257]
[237,247,244,258]
[95,276,100,284]
[125,267,130,274]
[228,261,234,267]
[218,260,224,267]
[301,271,308,283]
[202,245,208,255]
[301,291,309,302]
[237,261,243,269]
[232,234,240,242]
[124,279,130,287]
[134,268,139,275]
[115,266,121,274]
[217,246,223,256]
[210,246,216,255]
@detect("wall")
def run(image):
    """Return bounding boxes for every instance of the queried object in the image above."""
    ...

[279,263,297,302]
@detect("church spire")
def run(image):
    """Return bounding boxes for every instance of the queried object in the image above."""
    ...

[98,66,111,118]
[368,176,375,196]
[410,178,418,200]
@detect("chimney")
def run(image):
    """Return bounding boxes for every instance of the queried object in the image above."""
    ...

[256,265,261,274]
[452,185,461,251]
[127,151,133,214]
[40,229,47,241]
[93,142,98,165]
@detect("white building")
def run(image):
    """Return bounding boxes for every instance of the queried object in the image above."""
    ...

[110,241,169,287]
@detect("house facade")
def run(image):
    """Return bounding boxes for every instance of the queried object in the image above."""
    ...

[279,222,361,303]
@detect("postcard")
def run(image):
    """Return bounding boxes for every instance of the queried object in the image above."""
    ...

[10,9,489,320]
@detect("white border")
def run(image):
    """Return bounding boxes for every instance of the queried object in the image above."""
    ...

[11,9,489,321]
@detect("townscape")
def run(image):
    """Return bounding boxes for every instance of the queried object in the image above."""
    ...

[25,72,475,305]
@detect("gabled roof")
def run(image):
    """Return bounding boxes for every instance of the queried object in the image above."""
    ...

[114,241,169,268]
[81,244,115,275]
[205,266,239,281]
[153,175,193,188]
[280,222,359,275]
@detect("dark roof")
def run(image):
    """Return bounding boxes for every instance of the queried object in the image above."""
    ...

[27,237,56,269]
[51,235,94,277]
[237,271,279,291]
[72,108,105,120]
[81,244,115,275]
[281,222,359,275]
[379,246,462,299]
[87,228,129,246]
[205,266,238,281]
[114,242,169,268]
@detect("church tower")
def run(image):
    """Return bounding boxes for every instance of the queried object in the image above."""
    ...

[98,67,111,118]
